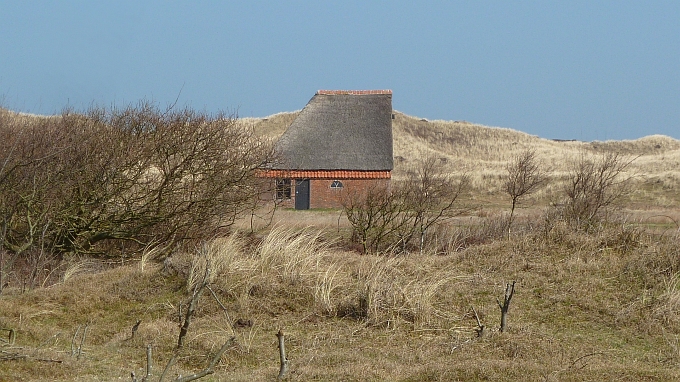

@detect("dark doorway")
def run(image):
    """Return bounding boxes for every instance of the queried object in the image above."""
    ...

[295,179,310,210]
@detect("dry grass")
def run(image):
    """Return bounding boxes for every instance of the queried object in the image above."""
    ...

[2,219,680,380]
[240,111,300,141]
[0,107,59,126]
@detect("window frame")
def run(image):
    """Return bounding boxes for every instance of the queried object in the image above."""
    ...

[275,178,292,199]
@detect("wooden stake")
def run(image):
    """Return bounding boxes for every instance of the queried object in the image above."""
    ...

[145,344,152,380]
[496,281,516,333]
[276,329,290,380]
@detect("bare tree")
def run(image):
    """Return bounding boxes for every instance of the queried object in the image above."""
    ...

[343,156,469,254]
[399,156,470,252]
[342,183,410,254]
[503,150,546,234]
[563,152,635,229]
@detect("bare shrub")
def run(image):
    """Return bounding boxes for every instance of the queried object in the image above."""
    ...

[400,156,470,252]
[562,152,635,229]
[0,112,65,268]
[0,103,271,265]
[342,184,411,254]
[343,157,469,254]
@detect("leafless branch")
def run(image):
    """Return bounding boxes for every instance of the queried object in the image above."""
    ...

[158,355,177,382]
[174,337,236,382]
[206,285,232,327]
[177,263,210,349]
[471,306,484,337]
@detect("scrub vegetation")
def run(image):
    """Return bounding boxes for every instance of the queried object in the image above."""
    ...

[1,106,680,381]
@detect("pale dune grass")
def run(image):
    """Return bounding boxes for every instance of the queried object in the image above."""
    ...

[0,107,60,126]
[252,226,332,284]
[61,259,96,284]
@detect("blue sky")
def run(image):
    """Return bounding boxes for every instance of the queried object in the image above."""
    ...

[1,1,678,141]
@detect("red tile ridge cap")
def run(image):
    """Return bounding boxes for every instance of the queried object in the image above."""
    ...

[316,90,392,95]
[258,169,391,179]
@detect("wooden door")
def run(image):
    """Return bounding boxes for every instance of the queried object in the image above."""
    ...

[295,179,310,210]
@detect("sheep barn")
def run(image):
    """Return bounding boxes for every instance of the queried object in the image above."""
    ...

[259,90,394,210]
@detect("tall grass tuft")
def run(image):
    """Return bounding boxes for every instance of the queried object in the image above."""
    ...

[187,234,244,290]
[62,260,93,284]
[139,242,163,272]
[313,261,346,316]
[339,256,464,328]
[654,273,680,327]
[253,226,333,284]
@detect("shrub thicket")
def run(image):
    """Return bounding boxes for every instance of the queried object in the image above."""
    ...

[0,103,270,275]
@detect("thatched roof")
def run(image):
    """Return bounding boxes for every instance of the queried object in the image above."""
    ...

[272,90,393,171]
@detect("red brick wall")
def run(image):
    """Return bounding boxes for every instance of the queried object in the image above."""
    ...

[260,178,391,209]
[309,178,390,209]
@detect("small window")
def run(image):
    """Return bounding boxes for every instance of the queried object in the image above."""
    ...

[276,179,292,199]
[330,180,344,189]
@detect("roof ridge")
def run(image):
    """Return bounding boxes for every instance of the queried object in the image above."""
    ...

[316,90,392,95]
